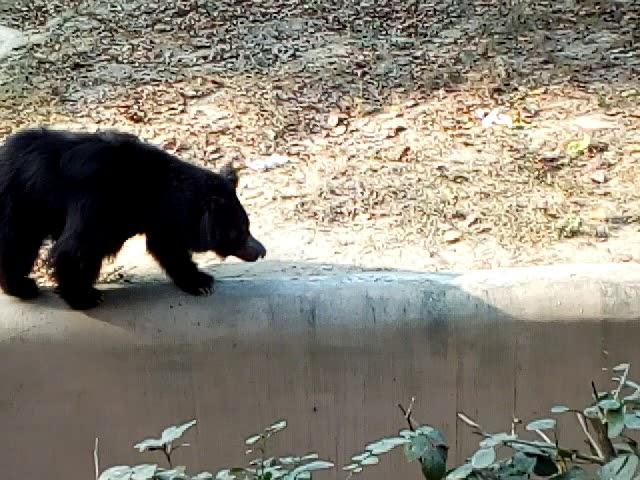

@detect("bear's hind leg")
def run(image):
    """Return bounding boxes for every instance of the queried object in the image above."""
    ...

[0,217,45,300]
[50,233,105,310]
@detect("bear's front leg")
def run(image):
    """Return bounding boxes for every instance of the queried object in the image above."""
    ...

[50,239,105,310]
[146,236,214,296]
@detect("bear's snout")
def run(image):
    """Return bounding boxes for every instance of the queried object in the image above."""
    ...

[233,234,266,262]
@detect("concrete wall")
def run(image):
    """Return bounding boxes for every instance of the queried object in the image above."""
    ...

[2,262,640,480]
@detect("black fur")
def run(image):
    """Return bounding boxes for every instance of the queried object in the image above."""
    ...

[0,127,266,310]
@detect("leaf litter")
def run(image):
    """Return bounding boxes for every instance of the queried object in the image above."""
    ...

[0,0,639,283]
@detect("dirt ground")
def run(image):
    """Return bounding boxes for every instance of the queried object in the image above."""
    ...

[1,0,639,283]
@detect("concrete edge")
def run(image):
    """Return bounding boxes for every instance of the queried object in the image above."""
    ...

[1,262,639,346]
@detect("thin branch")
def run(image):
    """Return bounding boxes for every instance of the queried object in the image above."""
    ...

[613,364,630,400]
[456,412,606,466]
[575,412,604,460]
[533,429,552,444]
[163,448,172,468]
[398,397,420,431]
[93,437,99,480]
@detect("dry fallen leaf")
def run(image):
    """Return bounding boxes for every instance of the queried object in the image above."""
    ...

[443,230,463,243]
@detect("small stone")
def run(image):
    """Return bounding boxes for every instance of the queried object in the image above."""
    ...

[590,170,607,184]
[327,112,340,128]
[589,207,610,221]
[443,230,462,243]
[332,124,347,136]
[595,225,609,239]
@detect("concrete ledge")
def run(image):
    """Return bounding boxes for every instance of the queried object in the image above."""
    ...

[2,262,640,346]
[2,262,640,480]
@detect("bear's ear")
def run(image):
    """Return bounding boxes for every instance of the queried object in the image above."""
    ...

[219,161,239,189]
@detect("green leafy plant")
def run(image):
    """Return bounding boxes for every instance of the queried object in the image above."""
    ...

[343,398,448,480]
[345,362,640,480]
[96,419,333,480]
[566,133,591,158]
[557,214,583,239]
[217,419,334,479]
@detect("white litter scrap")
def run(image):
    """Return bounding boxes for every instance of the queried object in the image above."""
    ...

[245,154,292,171]
[0,25,27,60]
[478,107,513,129]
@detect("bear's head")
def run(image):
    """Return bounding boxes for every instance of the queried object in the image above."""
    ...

[195,162,266,262]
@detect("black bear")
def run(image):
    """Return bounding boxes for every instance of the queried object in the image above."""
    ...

[0,127,266,310]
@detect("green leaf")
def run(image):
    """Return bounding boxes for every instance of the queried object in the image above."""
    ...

[584,406,601,419]
[416,425,438,436]
[613,364,630,372]
[607,407,625,438]
[214,470,235,480]
[526,419,556,431]
[365,437,411,455]
[510,444,545,456]
[599,454,638,480]
[192,473,214,480]
[351,452,372,463]
[552,466,590,480]
[155,467,188,480]
[566,133,591,158]
[551,406,570,414]
[599,399,622,411]
[132,464,157,480]
[533,456,559,477]
[423,428,448,448]
[615,443,635,454]
[624,414,640,429]
[161,420,196,445]
[625,380,640,390]
[480,433,517,448]
[263,466,286,479]
[287,460,334,478]
[512,452,536,474]
[266,420,287,433]
[245,434,262,446]
[623,391,640,405]
[472,447,496,469]
[133,438,165,452]
[134,421,196,452]
[399,429,416,439]
[421,446,448,480]
[98,466,132,480]
[447,463,473,480]
[405,435,429,462]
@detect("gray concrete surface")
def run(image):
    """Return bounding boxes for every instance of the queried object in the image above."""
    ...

[1,262,640,479]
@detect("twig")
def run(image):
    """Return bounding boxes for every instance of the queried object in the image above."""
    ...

[93,437,99,480]
[533,429,552,444]
[163,448,172,468]
[398,397,420,431]
[613,364,630,400]
[589,380,616,461]
[575,412,604,460]
[456,412,606,466]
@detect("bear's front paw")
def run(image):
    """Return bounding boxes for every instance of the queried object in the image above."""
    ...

[175,271,214,296]
[57,287,104,311]
[3,277,40,300]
